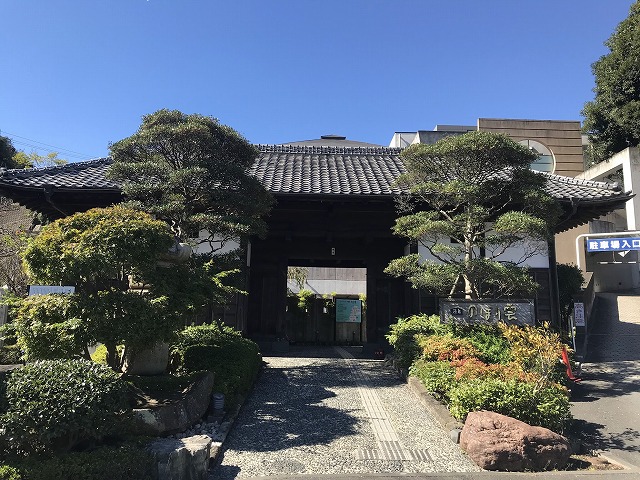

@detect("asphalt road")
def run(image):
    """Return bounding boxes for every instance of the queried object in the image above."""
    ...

[571,292,640,469]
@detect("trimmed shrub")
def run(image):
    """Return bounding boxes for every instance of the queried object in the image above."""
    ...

[11,295,86,362]
[386,314,450,369]
[2,443,155,480]
[1,359,131,454]
[448,378,571,432]
[0,466,20,480]
[416,334,480,362]
[452,324,512,364]
[170,324,261,407]
[451,357,526,383]
[409,360,456,401]
[499,322,566,385]
[0,345,22,365]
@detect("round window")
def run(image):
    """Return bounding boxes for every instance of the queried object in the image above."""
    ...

[518,139,555,173]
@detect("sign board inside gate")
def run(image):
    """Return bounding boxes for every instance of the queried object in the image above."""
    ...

[336,298,362,323]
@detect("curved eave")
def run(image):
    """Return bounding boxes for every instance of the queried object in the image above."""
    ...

[554,193,634,233]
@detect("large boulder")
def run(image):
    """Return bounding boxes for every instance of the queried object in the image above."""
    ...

[460,411,571,471]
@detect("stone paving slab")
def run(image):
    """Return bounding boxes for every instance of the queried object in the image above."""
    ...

[210,346,478,479]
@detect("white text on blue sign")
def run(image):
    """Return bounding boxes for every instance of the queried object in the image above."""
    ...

[586,238,640,252]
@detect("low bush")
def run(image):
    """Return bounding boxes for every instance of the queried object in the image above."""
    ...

[452,324,512,364]
[1,359,131,455]
[416,334,480,362]
[386,314,451,369]
[0,466,20,480]
[500,322,567,385]
[170,323,261,407]
[10,294,87,362]
[0,345,22,365]
[1,442,156,480]
[409,360,455,401]
[448,378,571,432]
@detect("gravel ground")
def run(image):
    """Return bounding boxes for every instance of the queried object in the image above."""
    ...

[210,346,479,479]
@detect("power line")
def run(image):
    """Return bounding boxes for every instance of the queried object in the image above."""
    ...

[0,130,98,160]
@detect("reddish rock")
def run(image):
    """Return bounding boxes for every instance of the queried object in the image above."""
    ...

[460,411,571,471]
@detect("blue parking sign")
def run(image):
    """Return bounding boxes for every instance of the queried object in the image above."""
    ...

[586,237,640,252]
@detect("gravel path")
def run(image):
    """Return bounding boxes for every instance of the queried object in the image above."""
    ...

[210,346,479,478]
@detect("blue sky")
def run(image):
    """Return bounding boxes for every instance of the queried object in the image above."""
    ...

[0,1,634,161]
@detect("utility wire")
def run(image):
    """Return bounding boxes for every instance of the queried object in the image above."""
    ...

[1,130,97,160]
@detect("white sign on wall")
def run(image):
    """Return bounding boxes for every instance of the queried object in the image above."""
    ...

[574,302,585,327]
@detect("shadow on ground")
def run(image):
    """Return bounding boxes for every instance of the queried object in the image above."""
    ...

[569,418,640,455]
[220,361,360,453]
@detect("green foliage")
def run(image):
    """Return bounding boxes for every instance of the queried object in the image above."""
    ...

[409,360,456,401]
[583,1,640,163]
[17,206,215,371]
[0,370,10,414]
[2,442,156,480]
[108,109,274,245]
[1,360,129,453]
[23,206,173,292]
[452,324,512,364]
[11,152,67,169]
[499,322,566,386]
[0,345,22,365]
[11,294,86,361]
[287,266,309,290]
[386,314,450,369]
[557,263,585,327]
[170,324,261,407]
[0,465,20,480]
[0,227,30,297]
[448,378,571,432]
[393,315,571,432]
[1,359,131,455]
[296,289,315,311]
[416,334,480,362]
[386,131,558,299]
[0,136,18,169]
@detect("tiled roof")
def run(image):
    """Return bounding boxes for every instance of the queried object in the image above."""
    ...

[538,173,625,203]
[0,158,118,190]
[0,148,631,205]
[249,145,406,195]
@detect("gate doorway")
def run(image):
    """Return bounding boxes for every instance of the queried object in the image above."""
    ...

[247,235,407,345]
[286,266,366,344]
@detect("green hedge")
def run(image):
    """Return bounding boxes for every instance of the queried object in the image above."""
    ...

[0,345,22,365]
[386,314,450,369]
[1,443,156,480]
[170,324,261,407]
[448,378,571,432]
[409,360,456,401]
[1,359,131,455]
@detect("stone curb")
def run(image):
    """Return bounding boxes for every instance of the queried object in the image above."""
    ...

[208,361,265,468]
